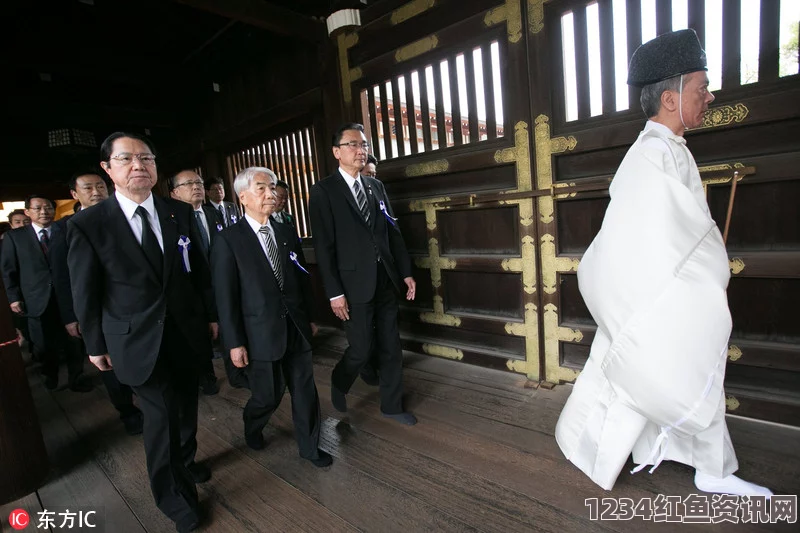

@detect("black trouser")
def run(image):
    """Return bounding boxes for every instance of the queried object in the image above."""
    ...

[332,264,404,414]
[200,347,216,381]
[244,318,321,460]
[28,297,83,385]
[131,319,200,525]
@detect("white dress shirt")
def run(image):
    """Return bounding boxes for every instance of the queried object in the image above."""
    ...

[244,213,279,271]
[31,222,51,241]
[193,206,211,245]
[115,190,164,251]
[210,200,225,220]
[338,167,368,204]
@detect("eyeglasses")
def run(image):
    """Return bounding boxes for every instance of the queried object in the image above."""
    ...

[175,180,204,189]
[336,141,370,150]
[28,206,54,212]
[109,153,157,166]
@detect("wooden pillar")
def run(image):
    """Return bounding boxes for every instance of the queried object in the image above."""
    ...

[0,283,48,504]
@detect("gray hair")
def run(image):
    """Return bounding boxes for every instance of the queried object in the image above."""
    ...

[639,75,686,118]
[233,167,277,195]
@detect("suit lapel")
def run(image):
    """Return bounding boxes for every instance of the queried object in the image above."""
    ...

[274,224,292,280]
[26,225,49,267]
[363,178,380,229]
[106,197,160,283]
[332,173,371,230]
[154,197,177,288]
[238,220,281,292]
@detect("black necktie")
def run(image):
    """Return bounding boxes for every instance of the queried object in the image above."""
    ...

[218,204,226,226]
[258,225,284,290]
[135,206,163,278]
[353,180,371,224]
[194,211,210,256]
[39,229,49,255]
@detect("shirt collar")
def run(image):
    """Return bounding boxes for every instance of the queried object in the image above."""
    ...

[338,167,364,189]
[115,190,155,221]
[645,120,686,145]
[210,201,222,209]
[31,222,50,235]
[244,213,273,235]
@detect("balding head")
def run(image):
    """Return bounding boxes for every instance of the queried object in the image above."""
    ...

[169,170,205,208]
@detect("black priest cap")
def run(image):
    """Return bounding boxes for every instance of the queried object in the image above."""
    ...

[627,29,707,88]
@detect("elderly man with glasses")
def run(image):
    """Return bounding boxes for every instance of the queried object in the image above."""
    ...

[1,194,91,392]
[67,132,218,532]
[169,169,224,396]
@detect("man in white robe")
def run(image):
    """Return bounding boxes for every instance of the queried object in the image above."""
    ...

[555,29,772,497]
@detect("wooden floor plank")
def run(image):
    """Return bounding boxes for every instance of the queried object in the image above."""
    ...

[194,424,357,533]
[0,491,43,531]
[28,368,147,533]
[11,331,797,533]
[200,387,483,533]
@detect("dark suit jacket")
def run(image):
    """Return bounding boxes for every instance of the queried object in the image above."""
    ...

[1,224,62,317]
[195,204,225,261]
[207,201,239,227]
[49,217,78,324]
[309,172,412,304]
[270,211,294,226]
[211,219,314,362]
[67,195,217,386]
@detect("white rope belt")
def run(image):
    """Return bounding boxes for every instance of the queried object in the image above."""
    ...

[630,346,726,475]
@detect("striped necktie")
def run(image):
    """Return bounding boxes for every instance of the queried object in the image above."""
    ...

[258,224,284,290]
[353,180,370,224]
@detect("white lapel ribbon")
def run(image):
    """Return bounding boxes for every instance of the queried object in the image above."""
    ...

[289,251,309,274]
[178,235,192,273]
[379,201,397,227]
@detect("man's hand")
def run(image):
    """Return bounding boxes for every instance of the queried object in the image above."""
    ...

[10,301,23,314]
[230,346,249,368]
[65,322,81,338]
[330,295,350,321]
[208,322,219,341]
[310,322,319,336]
[89,354,113,371]
[404,277,416,301]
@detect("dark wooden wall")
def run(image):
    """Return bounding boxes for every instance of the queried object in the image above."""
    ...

[130,0,799,428]
[307,0,800,428]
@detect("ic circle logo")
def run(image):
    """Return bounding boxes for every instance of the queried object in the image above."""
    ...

[9,509,30,530]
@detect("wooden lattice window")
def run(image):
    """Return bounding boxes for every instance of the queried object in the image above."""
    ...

[359,39,506,161]
[225,125,320,238]
[557,0,800,123]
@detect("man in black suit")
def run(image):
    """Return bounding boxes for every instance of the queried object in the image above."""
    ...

[270,180,294,226]
[1,194,91,392]
[358,154,380,386]
[205,176,239,227]
[49,170,144,435]
[5,209,32,353]
[68,132,217,532]
[211,167,331,467]
[309,123,417,425]
[169,170,223,395]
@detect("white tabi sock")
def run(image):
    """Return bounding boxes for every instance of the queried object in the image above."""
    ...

[694,471,773,497]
